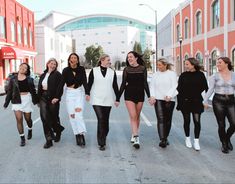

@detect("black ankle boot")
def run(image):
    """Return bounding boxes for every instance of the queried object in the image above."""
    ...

[221,142,229,154]
[159,139,167,148]
[81,134,86,147]
[27,129,32,140]
[43,140,53,149]
[20,136,26,147]
[76,134,81,145]
[54,132,61,142]
[227,139,233,151]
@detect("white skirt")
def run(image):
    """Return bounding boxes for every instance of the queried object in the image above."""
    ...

[12,93,33,113]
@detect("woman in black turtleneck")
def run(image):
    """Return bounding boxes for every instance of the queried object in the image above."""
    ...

[87,54,119,151]
[62,53,89,147]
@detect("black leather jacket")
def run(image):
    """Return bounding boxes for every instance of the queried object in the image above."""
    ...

[37,70,64,101]
[3,74,38,108]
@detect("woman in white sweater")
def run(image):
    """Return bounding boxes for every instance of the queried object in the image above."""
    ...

[149,58,178,148]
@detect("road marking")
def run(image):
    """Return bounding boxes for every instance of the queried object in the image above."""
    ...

[25,117,40,128]
[140,112,152,127]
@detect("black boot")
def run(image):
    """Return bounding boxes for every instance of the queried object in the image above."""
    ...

[54,132,61,142]
[76,134,81,146]
[227,139,233,151]
[81,134,86,147]
[43,140,53,149]
[159,139,167,148]
[27,129,32,140]
[20,135,26,147]
[221,141,229,154]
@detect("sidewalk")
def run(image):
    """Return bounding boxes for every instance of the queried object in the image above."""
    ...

[0,86,5,96]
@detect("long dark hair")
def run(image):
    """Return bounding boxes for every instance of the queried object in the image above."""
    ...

[67,53,80,67]
[126,51,144,66]
[186,57,203,71]
[218,57,233,71]
[19,63,31,76]
[45,58,58,72]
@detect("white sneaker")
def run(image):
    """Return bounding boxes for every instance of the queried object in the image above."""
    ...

[133,136,140,149]
[130,135,135,143]
[193,139,200,151]
[185,137,192,148]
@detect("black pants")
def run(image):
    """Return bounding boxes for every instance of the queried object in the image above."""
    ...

[181,111,201,138]
[154,100,175,140]
[212,94,235,143]
[40,93,64,141]
[93,105,111,146]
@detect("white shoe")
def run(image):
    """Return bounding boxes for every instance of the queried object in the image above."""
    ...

[193,139,200,151]
[133,136,140,149]
[185,137,192,148]
[130,135,135,143]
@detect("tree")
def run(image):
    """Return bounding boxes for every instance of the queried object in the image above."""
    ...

[84,45,104,68]
[143,48,152,71]
[133,41,142,54]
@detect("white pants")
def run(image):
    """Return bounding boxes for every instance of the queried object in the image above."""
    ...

[66,87,86,135]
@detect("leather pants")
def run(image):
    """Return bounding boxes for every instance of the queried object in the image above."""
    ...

[39,92,64,141]
[212,94,235,143]
[182,112,201,138]
[154,100,175,140]
[93,105,111,146]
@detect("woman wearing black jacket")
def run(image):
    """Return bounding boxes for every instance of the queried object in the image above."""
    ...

[3,63,38,146]
[38,58,64,149]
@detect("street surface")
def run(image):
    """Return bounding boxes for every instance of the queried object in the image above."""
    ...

[0,75,235,183]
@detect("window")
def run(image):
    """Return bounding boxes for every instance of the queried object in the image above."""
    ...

[50,38,53,50]
[11,21,16,42]
[17,23,22,44]
[232,48,235,70]
[24,27,28,45]
[0,16,6,38]
[184,54,189,60]
[184,19,189,39]
[29,30,33,47]
[210,50,217,75]
[196,11,202,35]
[121,41,125,44]
[212,0,220,28]
[161,49,164,56]
[176,24,180,41]
[196,53,203,64]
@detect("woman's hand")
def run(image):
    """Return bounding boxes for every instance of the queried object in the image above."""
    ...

[85,95,90,102]
[114,101,120,107]
[148,97,156,106]
[164,96,172,102]
[203,103,210,109]
[51,98,59,104]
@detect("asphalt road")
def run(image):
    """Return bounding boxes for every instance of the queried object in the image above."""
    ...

[0,77,235,183]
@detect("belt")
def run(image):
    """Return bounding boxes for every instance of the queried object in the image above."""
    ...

[215,93,234,98]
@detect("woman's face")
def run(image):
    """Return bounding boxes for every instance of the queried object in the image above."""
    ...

[69,54,78,67]
[157,61,167,72]
[216,58,228,71]
[184,60,195,71]
[127,53,138,66]
[19,64,28,75]
[101,57,111,68]
[47,60,57,71]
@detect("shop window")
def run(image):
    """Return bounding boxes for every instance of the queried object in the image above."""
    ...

[212,0,220,29]
[0,16,6,38]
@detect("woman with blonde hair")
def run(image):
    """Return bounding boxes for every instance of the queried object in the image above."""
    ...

[149,58,178,148]
[38,58,65,148]
[87,54,119,151]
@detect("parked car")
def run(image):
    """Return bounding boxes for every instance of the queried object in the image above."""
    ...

[4,72,40,93]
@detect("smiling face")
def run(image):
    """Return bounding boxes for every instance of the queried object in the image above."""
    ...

[216,58,228,71]
[69,54,79,68]
[157,61,167,72]
[19,64,29,75]
[47,60,57,72]
[127,53,138,66]
[101,56,111,68]
[184,60,195,72]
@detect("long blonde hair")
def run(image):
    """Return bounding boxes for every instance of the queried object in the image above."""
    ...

[157,58,173,70]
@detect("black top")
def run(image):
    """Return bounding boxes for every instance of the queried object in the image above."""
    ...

[18,78,30,92]
[176,71,208,113]
[118,65,150,103]
[87,66,119,101]
[62,66,89,95]
[38,70,64,101]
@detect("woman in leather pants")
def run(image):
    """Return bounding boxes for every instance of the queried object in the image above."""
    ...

[38,58,64,149]
[204,57,235,154]
[149,58,178,148]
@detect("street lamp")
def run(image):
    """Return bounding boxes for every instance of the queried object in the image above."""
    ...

[139,3,157,73]
[179,35,183,73]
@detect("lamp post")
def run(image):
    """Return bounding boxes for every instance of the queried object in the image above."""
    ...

[139,3,157,73]
[179,35,183,74]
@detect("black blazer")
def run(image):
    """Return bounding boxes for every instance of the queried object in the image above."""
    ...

[37,70,64,101]
[4,74,38,108]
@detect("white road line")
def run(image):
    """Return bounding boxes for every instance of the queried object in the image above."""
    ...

[140,112,152,127]
[25,117,40,128]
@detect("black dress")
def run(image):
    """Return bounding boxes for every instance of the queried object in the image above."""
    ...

[176,71,208,113]
[119,65,150,103]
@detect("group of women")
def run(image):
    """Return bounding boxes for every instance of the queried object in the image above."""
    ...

[3,51,235,154]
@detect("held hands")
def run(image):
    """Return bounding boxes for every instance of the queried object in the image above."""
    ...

[51,98,59,104]
[114,101,120,107]
[85,95,90,102]
[164,96,172,102]
[203,103,210,109]
[148,97,156,106]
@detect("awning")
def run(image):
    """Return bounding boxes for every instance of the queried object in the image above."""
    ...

[0,47,24,60]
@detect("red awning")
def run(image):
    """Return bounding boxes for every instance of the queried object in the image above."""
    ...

[0,47,24,60]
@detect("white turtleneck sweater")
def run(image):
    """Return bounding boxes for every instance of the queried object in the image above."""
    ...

[149,70,178,101]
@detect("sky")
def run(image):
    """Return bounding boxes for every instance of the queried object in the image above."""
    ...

[16,0,185,24]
